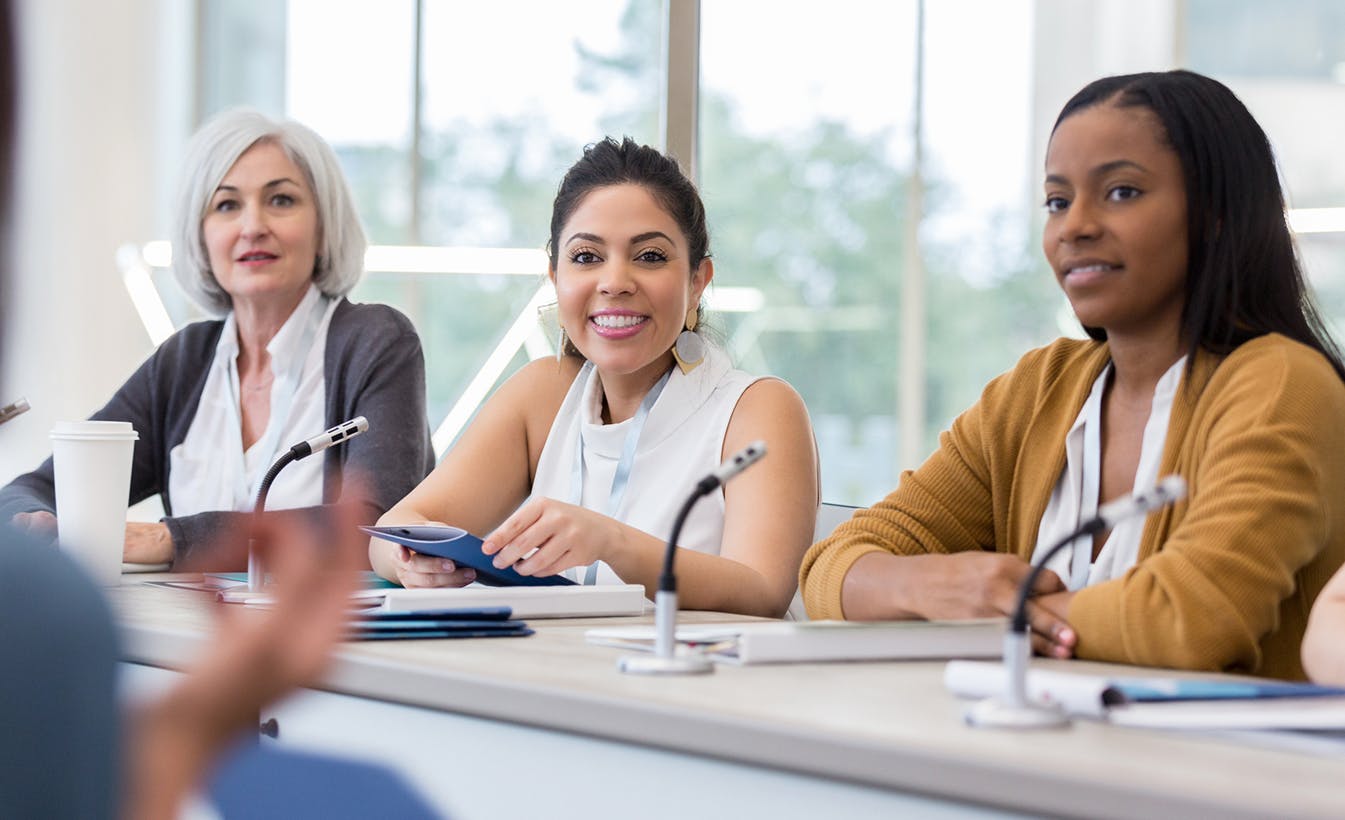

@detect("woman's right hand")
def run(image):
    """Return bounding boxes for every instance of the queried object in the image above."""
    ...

[844,550,1076,657]
[375,525,478,588]
[11,510,57,538]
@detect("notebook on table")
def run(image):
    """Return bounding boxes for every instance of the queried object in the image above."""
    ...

[381,584,647,619]
[349,606,533,641]
[361,524,575,587]
[586,618,1006,664]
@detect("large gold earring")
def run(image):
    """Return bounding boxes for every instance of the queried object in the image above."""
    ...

[671,307,704,374]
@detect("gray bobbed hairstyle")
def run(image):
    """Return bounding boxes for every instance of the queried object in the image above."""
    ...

[171,108,367,317]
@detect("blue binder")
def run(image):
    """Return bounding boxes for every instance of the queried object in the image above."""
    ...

[349,606,533,641]
[360,525,575,587]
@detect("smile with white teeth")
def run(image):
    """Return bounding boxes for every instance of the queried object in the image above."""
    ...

[591,314,646,329]
[1068,263,1119,275]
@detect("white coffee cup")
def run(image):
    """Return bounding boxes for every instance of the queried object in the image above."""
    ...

[50,420,140,585]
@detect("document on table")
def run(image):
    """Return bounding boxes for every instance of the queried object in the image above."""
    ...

[380,583,647,619]
[944,660,1345,725]
[587,618,1006,665]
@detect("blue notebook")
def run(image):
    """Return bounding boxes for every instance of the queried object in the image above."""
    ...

[349,605,533,641]
[1113,679,1345,702]
[360,525,576,588]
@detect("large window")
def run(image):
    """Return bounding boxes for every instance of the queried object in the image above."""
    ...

[182,0,1345,505]
[700,1,1060,502]
[1185,0,1345,339]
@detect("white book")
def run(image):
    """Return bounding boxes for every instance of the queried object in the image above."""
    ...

[944,660,1121,718]
[586,618,1006,665]
[380,583,648,619]
[944,660,1345,726]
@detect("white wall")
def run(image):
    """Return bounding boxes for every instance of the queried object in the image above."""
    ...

[0,0,193,481]
[1030,0,1180,189]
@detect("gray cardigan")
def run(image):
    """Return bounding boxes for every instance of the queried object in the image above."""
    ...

[0,298,436,567]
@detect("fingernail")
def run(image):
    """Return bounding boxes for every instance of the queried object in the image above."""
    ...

[480,540,495,554]
[441,560,456,572]
[1059,628,1076,644]
[463,569,476,581]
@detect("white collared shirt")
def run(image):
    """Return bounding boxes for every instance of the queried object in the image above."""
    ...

[169,285,337,515]
[1031,356,1186,589]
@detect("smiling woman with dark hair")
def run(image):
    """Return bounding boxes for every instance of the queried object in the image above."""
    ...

[800,70,1345,680]
[372,137,820,617]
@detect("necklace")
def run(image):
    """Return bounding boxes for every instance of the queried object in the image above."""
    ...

[242,372,275,393]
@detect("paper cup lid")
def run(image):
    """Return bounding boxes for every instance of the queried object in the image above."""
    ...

[51,420,140,441]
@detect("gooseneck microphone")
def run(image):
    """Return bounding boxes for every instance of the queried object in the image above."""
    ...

[0,397,30,426]
[246,417,369,591]
[619,440,768,676]
[966,475,1187,729]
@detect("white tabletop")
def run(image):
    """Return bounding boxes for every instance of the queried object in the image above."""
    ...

[108,575,1345,819]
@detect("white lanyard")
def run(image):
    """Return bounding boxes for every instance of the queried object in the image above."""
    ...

[225,297,327,509]
[569,365,673,584]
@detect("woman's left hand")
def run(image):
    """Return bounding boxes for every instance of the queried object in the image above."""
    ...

[1030,589,1077,658]
[481,498,621,579]
[125,522,173,564]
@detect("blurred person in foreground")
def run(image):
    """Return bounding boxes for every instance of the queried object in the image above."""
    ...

[1303,565,1345,684]
[0,3,376,818]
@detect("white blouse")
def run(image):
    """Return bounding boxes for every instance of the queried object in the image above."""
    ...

[1030,356,1186,590]
[168,285,337,515]
[530,345,761,585]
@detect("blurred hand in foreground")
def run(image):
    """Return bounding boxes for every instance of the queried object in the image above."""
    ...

[124,495,365,820]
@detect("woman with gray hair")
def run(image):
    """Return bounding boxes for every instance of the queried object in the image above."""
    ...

[0,108,434,567]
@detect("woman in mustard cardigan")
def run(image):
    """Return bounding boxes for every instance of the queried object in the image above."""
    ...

[800,70,1345,680]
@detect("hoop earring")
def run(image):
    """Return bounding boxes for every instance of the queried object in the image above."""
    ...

[670,308,704,375]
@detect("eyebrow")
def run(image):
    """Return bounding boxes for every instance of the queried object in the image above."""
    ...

[213,177,301,194]
[564,230,675,246]
[1045,159,1150,187]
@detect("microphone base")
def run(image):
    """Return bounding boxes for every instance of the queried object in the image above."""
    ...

[964,696,1070,729]
[217,588,273,605]
[247,537,265,592]
[617,651,715,676]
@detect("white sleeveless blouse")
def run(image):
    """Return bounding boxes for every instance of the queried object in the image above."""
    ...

[530,344,761,585]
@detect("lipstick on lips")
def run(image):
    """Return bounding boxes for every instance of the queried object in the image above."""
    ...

[589,308,649,339]
[237,249,279,267]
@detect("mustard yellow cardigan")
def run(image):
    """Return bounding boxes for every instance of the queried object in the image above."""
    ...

[800,334,1345,679]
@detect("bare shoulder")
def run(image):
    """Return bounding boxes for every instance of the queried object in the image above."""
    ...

[489,356,585,448]
[724,376,815,463]
[493,357,582,409]
[729,377,812,427]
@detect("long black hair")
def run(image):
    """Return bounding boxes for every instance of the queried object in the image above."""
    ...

[1052,70,1345,381]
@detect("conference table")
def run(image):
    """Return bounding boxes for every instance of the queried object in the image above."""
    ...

[110,575,1343,819]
